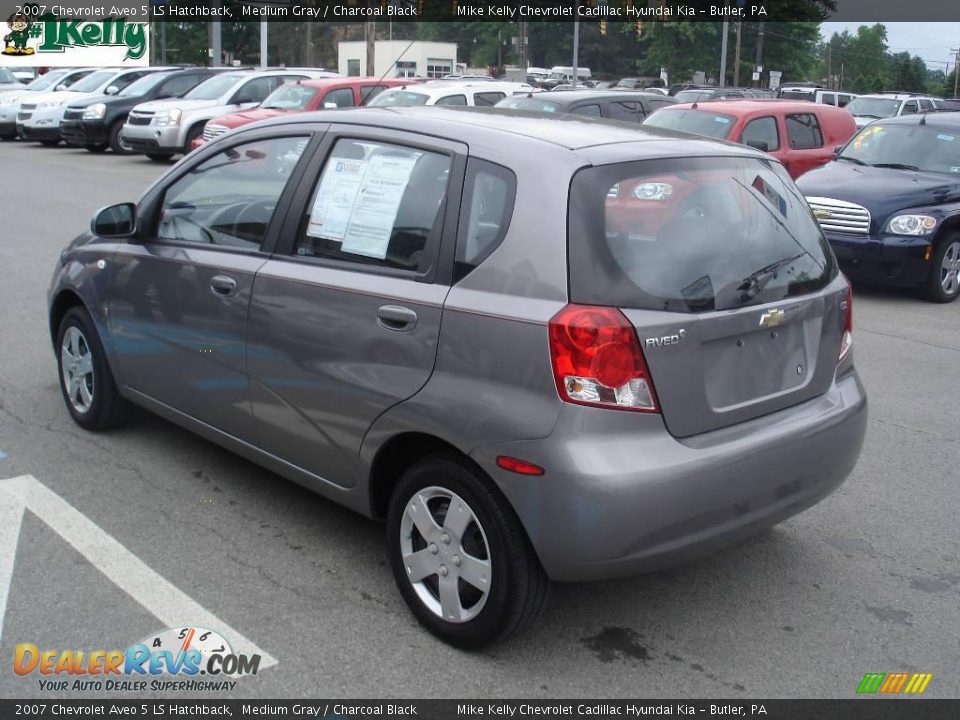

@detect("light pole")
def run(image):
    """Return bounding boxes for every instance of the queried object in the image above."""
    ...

[572,17,579,88]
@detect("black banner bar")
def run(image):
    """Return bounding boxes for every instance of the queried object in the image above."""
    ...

[2,700,960,720]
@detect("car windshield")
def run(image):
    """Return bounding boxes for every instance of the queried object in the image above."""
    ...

[839,123,960,174]
[185,74,243,100]
[569,156,836,313]
[367,90,429,107]
[845,97,900,118]
[777,88,815,101]
[69,71,116,93]
[642,109,735,139]
[24,70,68,91]
[674,89,712,103]
[495,96,561,113]
[119,72,174,97]
[0,68,17,84]
[261,83,319,110]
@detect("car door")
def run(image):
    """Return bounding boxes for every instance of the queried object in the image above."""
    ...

[782,111,826,178]
[604,100,645,124]
[106,130,315,442]
[738,115,780,158]
[246,126,466,487]
[318,86,354,109]
[900,100,918,116]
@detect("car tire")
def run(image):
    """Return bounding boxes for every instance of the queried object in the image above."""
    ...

[86,143,108,153]
[923,235,960,303]
[146,152,173,162]
[387,454,548,649]
[56,307,128,431]
[39,139,60,147]
[183,123,205,154]
[108,120,133,155]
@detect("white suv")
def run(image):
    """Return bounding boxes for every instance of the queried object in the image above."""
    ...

[845,93,940,127]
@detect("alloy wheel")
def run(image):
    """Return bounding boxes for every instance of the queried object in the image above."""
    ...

[941,241,960,296]
[61,326,94,414]
[399,485,492,623]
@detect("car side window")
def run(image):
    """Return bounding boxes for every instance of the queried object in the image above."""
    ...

[294,138,452,273]
[232,77,275,104]
[838,94,853,108]
[572,103,602,117]
[741,116,780,151]
[455,159,516,282]
[360,85,387,103]
[436,94,467,106]
[821,93,836,106]
[918,99,933,111]
[155,137,308,250]
[474,92,506,107]
[323,88,355,108]
[112,72,147,92]
[785,113,823,149]
[902,100,918,115]
[157,75,201,99]
[607,101,644,123]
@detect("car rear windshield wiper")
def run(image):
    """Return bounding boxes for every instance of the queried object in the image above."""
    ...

[734,252,808,304]
[871,162,920,171]
[836,155,867,165]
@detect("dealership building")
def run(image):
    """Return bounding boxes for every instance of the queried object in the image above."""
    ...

[338,40,460,79]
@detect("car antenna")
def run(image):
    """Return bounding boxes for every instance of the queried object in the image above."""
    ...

[692,101,698,109]
[919,113,926,125]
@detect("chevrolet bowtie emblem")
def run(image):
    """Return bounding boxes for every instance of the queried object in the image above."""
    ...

[759,309,786,328]
[814,209,832,220]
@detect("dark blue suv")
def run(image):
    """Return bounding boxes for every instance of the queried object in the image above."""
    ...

[798,112,960,302]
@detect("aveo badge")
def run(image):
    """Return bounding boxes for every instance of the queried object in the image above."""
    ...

[645,329,686,349]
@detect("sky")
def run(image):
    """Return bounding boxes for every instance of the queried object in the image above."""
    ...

[819,22,960,72]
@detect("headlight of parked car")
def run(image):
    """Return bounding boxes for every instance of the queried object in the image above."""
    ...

[886,214,938,236]
[153,109,182,126]
[632,182,673,200]
[82,104,106,120]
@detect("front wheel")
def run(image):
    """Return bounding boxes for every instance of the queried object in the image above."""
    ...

[108,120,133,154]
[56,307,128,431]
[387,455,548,649]
[923,236,960,303]
[86,143,108,153]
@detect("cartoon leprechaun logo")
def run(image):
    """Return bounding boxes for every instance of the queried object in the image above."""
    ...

[4,11,36,55]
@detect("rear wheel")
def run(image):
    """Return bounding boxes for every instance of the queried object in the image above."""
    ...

[56,307,128,431]
[85,143,107,153]
[386,455,548,649]
[146,152,173,162]
[923,236,960,303]
[108,120,133,154]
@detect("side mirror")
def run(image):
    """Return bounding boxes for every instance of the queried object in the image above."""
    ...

[833,145,843,157]
[55,84,67,91]
[91,203,137,238]
[323,101,339,109]
[745,139,769,152]
[233,94,254,105]
[104,85,119,96]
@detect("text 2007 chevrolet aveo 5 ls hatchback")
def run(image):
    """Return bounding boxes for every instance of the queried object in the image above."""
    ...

[48,108,867,647]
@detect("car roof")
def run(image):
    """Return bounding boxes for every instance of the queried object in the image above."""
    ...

[870,112,960,129]
[377,82,533,98]
[533,89,673,103]
[857,93,934,101]
[250,105,766,160]
[297,77,406,89]
[661,99,851,115]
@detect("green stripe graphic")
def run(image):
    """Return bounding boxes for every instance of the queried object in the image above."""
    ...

[857,673,886,693]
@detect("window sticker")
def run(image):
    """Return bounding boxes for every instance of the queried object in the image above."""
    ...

[936,133,955,142]
[713,116,731,124]
[306,147,421,260]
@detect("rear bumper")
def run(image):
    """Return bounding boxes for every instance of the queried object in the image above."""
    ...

[473,371,867,581]
[826,231,933,287]
[60,118,107,146]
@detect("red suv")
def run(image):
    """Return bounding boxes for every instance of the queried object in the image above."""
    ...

[191,77,412,150]
[643,99,857,179]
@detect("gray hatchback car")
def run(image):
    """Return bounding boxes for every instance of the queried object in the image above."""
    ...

[48,107,867,647]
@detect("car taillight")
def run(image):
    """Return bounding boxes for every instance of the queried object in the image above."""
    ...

[548,304,659,412]
[839,285,853,361]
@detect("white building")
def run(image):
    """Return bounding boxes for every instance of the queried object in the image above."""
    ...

[338,40,459,79]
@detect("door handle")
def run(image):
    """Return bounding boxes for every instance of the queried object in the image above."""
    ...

[210,275,238,297]
[377,305,418,331]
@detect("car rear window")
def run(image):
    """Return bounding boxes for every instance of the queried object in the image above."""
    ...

[642,109,735,139]
[495,96,561,113]
[568,156,837,313]
[367,90,429,107]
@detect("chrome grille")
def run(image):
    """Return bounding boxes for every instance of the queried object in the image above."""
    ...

[19,103,36,111]
[17,111,32,121]
[127,111,153,126]
[202,124,229,141]
[62,108,84,121]
[805,196,871,235]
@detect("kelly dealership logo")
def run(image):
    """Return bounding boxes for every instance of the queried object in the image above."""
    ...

[3,3,147,63]
[13,627,261,692]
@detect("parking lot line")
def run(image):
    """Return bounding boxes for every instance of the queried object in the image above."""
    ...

[0,475,278,669]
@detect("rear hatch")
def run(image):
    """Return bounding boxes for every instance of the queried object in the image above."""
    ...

[568,154,846,438]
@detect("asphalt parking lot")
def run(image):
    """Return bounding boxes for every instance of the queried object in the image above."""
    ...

[0,139,958,700]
